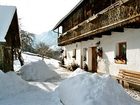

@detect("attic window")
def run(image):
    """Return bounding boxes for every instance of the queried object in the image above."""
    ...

[114,42,127,64]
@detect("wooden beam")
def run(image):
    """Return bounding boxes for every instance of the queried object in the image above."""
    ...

[79,36,94,41]
[111,27,124,32]
[125,22,140,28]
[102,31,112,35]
[95,34,102,38]
[74,25,83,31]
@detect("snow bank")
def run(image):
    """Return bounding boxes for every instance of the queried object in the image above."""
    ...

[19,60,60,82]
[0,71,29,99]
[0,70,62,105]
[0,69,4,74]
[69,68,87,77]
[22,53,42,64]
[57,73,140,105]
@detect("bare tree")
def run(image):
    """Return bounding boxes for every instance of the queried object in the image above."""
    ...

[20,30,35,52]
[35,42,52,59]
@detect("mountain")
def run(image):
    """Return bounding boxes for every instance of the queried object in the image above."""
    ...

[35,31,58,46]
[50,45,61,51]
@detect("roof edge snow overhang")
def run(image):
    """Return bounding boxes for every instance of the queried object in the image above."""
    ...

[0,5,16,42]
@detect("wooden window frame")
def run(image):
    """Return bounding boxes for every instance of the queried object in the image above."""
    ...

[114,42,127,64]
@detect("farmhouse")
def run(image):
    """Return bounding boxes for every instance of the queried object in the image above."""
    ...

[53,0,140,85]
[0,5,21,72]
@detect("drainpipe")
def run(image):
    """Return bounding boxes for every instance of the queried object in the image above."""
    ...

[53,28,62,37]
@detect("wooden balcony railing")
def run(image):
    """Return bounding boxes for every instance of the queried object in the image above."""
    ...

[58,0,140,46]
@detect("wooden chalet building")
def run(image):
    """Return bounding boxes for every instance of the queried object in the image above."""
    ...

[53,0,140,78]
[0,6,21,72]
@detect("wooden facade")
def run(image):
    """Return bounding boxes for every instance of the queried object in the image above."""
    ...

[5,11,21,48]
[0,7,20,72]
[0,42,5,70]
[53,0,140,46]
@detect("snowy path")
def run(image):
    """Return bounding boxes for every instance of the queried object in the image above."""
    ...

[29,67,72,91]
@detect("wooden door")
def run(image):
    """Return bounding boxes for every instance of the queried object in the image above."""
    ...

[92,47,97,72]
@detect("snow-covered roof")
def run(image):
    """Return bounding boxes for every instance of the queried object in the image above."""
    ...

[0,5,16,42]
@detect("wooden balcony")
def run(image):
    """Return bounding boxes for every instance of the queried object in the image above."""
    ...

[58,0,140,46]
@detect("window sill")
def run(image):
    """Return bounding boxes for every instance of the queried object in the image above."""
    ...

[115,60,126,64]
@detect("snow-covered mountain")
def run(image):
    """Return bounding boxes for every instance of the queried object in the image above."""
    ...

[35,31,58,46]
[50,45,61,51]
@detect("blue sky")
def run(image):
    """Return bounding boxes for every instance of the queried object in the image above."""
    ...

[0,0,81,34]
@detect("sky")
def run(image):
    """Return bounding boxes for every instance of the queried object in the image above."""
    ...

[0,0,81,34]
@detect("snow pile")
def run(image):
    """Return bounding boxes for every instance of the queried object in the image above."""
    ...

[57,73,140,105]
[0,71,29,99]
[0,69,4,74]
[0,70,62,105]
[19,60,60,82]
[69,68,87,77]
[22,53,42,65]
[45,58,60,69]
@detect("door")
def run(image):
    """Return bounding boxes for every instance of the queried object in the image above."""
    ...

[92,47,97,72]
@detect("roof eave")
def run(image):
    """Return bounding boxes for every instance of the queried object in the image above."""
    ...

[53,0,84,30]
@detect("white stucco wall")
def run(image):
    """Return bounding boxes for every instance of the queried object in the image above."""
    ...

[75,49,81,66]
[63,28,140,76]
[64,43,81,66]
[98,28,140,76]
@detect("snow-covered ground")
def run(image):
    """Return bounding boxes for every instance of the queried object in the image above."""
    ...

[0,71,62,105]
[0,52,139,105]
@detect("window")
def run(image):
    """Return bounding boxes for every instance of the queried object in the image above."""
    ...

[64,50,67,58]
[83,48,87,61]
[114,42,127,64]
[72,49,76,59]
